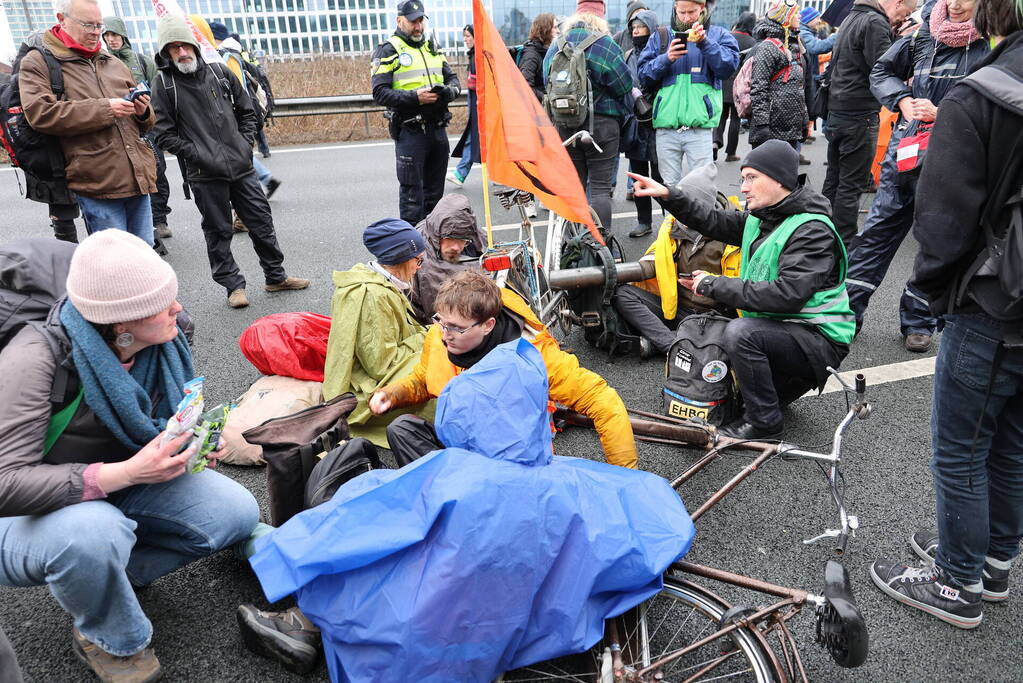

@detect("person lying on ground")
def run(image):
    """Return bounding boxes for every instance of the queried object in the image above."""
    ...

[630,139,855,441]
[369,271,639,469]
[0,231,259,683]
[410,193,486,324]
[321,218,432,448]
[238,336,694,680]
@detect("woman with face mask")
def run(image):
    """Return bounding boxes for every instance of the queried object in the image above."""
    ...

[623,9,665,238]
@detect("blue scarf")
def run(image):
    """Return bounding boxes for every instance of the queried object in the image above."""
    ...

[59,301,196,451]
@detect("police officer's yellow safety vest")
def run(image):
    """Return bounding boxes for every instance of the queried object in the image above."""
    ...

[375,35,447,91]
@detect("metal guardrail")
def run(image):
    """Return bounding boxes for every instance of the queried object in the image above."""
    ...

[273,91,468,117]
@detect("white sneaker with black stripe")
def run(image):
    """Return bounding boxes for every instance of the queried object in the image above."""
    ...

[870,559,983,629]
[910,529,1011,602]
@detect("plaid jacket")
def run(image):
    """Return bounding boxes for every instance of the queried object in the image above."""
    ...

[543,26,633,120]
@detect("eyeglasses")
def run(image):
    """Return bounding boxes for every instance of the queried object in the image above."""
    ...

[415,256,425,266]
[431,313,484,335]
[65,15,104,32]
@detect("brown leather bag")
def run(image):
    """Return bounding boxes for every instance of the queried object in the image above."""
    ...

[242,392,358,526]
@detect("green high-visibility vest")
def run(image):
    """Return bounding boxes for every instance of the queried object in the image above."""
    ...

[739,212,856,345]
[375,35,447,91]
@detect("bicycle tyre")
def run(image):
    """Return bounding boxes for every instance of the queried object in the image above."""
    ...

[503,577,776,682]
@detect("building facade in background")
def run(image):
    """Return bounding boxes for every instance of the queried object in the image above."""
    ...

[3,0,53,48]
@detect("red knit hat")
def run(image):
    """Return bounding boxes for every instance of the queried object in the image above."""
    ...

[576,0,606,17]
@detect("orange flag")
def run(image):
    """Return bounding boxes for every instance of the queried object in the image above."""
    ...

[472,0,602,243]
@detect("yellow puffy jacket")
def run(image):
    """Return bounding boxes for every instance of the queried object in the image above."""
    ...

[381,288,638,469]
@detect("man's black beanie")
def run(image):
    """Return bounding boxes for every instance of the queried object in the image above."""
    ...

[740,140,800,190]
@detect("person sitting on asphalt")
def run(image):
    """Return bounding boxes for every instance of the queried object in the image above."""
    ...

[409,193,486,324]
[0,231,260,683]
[369,271,639,469]
[321,218,431,448]
[630,139,855,440]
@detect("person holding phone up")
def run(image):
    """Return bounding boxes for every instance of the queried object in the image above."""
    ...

[636,0,739,187]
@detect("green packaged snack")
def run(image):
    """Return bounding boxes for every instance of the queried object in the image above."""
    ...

[187,403,232,474]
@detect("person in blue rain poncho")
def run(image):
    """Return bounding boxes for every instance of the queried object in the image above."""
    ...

[239,336,696,682]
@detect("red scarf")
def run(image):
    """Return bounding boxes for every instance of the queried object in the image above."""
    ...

[51,25,101,57]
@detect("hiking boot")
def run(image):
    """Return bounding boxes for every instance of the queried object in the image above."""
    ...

[237,604,321,674]
[628,224,653,239]
[625,187,635,202]
[72,627,162,683]
[910,529,1011,602]
[154,223,172,239]
[232,215,249,232]
[638,336,655,360]
[266,178,282,199]
[870,559,983,628]
[799,154,811,166]
[228,288,250,309]
[904,333,932,353]
[725,154,741,162]
[265,277,310,292]
[719,419,783,441]
[445,170,464,186]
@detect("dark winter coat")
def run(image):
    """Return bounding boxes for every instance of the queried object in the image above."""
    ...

[912,30,1023,317]
[659,181,849,386]
[724,30,758,104]
[451,50,479,164]
[151,54,258,183]
[828,0,895,113]
[624,10,660,162]
[518,39,548,102]
[749,19,807,146]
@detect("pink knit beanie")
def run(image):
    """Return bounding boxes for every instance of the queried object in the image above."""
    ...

[66,230,179,324]
[577,0,606,17]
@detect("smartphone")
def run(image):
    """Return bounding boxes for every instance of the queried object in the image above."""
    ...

[678,272,693,279]
[123,81,151,102]
[673,31,688,48]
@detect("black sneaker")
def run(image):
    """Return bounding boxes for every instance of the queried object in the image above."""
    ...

[628,223,653,238]
[910,529,1011,602]
[870,559,983,629]
[237,604,322,674]
[266,178,282,199]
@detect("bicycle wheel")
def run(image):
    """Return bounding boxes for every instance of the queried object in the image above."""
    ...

[503,577,776,682]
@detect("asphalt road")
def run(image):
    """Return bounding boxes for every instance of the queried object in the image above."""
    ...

[1,131,1016,683]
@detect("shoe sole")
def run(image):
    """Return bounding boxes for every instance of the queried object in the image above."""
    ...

[264,284,310,292]
[236,606,319,674]
[869,565,983,629]
[72,635,163,683]
[909,537,1009,603]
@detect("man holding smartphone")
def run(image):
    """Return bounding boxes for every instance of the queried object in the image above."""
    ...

[371,0,461,225]
[637,0,739,187]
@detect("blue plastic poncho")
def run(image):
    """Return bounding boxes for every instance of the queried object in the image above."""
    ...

[250,338,696,683]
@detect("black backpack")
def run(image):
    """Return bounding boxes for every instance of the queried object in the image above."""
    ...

[956,66,1023,339]
[0,39,67,184]
[663,312,742,426]
[304,437,381,509]
[559,227,639,357]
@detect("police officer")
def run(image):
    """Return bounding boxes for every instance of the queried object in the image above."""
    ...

[371,0,460,225]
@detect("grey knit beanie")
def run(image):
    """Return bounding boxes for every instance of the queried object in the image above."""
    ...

[66,230,179,324]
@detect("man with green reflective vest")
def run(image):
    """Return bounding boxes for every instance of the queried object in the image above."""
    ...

[371,0,460,225]
[629,140,855,440]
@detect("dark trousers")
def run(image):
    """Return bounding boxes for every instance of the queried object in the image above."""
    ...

[395,124,449,225]
[714,102,741,156]
[845,139,937,336]
[613,285,682,353]
[822,111,879,249]
[931,314,1023,583]
[48,202,79,243]
[189,172,287,293]
[722,317,826,428]
[628,158,662,228]
[387,414,443,467]
[562,115,620,234]
[146,132,171,226]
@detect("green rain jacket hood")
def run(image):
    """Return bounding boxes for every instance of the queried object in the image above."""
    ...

[155,13,201,58]
[102,16,156,84]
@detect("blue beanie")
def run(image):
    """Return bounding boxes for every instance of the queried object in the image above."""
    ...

[209,21,230,41]
[363,218,427,265]
[800,7,821,24]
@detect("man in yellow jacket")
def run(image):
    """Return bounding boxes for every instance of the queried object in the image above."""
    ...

[370,271,638,469]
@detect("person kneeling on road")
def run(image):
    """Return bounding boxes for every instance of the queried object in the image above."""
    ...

[371,271,639,469]
[631,139,855,440]
[0,231,260,683]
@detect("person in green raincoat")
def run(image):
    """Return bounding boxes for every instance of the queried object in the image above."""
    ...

[322,219,431,446]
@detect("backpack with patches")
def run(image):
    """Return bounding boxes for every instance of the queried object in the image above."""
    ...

[663,311,741,425]
[545,32,601,131]
[0,38,68,185]
[559,227,639,357]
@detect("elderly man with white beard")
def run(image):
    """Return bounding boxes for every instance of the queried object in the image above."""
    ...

[150,13,308,309]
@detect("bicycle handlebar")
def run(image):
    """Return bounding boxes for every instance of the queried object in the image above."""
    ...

[562,130,604,154]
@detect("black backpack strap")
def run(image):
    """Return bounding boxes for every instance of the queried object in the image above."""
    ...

[34,48,68,182]
[657,26,671,56]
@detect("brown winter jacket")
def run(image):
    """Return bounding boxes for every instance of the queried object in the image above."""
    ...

[18,30,156,199]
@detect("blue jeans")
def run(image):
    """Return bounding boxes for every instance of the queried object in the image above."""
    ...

[76,194,154,246]
[0,470,259,656]
[654,127,715,187]
[932,313,1023,583]
[253,156,272,188]
[455,129,473,181]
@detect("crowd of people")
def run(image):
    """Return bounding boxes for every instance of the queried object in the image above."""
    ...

[1,0,1023,679]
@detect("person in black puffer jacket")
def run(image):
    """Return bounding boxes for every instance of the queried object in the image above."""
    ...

[518,12,557,102]
[716,11,758,161]
[749,3,807,148]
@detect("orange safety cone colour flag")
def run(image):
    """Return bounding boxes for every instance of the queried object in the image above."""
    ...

[472,0,602,243]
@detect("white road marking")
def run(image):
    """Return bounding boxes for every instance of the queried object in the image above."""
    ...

[807,355,937,397]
